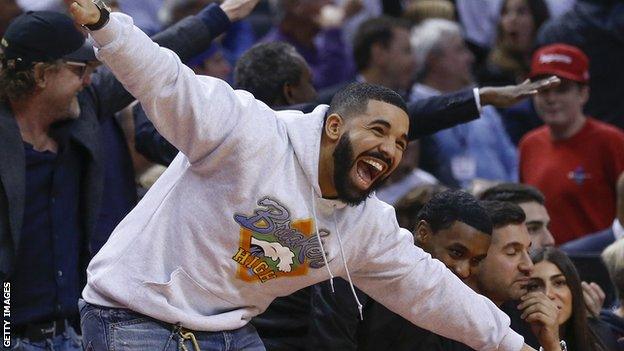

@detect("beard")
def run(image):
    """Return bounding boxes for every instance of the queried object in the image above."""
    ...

[332,133,389,206]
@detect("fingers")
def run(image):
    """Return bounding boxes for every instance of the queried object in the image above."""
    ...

[519,292,558,321]
[582,281,605,317]
[65,0,100,25]
[531,76,560,89]
[524,311,555,325]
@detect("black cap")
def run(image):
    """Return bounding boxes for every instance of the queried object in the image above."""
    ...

[0,11,96,71]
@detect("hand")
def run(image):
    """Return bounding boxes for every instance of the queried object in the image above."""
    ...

[65,0,101,26]
[582,281,605,318]
[220,0,260,22]
[518,292,560,351]
[479,76,560,108]
[315,4,346,29]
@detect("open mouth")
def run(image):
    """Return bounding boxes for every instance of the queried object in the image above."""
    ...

[354,157,388,189]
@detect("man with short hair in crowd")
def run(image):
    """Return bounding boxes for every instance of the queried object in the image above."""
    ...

[480,183,555,250]
[519,43,624,245]
[69,1,542,350]
[234,41,317,108]
[476,201,561,351]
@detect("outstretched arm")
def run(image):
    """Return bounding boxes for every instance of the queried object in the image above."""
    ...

[352,222,531,351]
[67,0,265,163]
[88,2,237,120]
[408,77,559,141]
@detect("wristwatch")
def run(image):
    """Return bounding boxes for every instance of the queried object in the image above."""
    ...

[539,340,567,351]
[84,0,111,31]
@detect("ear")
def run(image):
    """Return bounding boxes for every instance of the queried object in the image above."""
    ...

[282,82,295,105]
[414,220,433,245]
[324,113,343,142]
[33,63,49,89]
[579,85,590,106]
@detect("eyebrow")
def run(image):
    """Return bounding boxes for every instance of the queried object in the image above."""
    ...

[369,119,409,143]
[525,220,545,225]
[550,274,565,280]
[447,243,468,251]
[501,242,526,250]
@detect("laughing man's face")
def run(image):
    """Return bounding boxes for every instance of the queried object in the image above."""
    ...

[333,100,409,206]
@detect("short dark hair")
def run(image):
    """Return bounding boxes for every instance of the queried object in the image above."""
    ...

[234,42,305,106]
[479,183,545,205]
[353,16,411,72]
[326,82,408,121]
[480,200,526,229]
[417,190,492,235]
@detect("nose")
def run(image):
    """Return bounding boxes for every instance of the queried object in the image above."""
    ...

[379,139,397,164]
[82,72,93,87]
[454,262,471,280]
[518,251,533,274]
[545,285,557,300]
[542,229,556,247]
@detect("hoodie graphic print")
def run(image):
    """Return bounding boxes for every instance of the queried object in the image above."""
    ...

[232,197,329,283]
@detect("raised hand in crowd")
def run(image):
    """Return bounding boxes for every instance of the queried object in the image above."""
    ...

[479,76,560,108]
[582,281,606,318]
[518,291,561,351]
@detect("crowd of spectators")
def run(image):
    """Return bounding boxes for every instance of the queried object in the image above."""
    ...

[1,0,623,350]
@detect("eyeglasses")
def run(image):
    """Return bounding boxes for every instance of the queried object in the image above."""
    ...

[63,60,90,79]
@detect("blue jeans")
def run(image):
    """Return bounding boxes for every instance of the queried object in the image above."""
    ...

[79,300,265,351]
[10,324,82,351]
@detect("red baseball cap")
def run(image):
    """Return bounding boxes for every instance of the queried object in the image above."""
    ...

[529,43,590,83]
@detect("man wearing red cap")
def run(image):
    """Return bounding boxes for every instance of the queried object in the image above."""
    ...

[519,43,624,245]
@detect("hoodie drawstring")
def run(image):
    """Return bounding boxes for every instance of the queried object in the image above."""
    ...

[332,210,364,321]
[310,187,364,320]
[311,186,335,292]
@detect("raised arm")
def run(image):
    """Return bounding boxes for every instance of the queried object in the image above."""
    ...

[67,0,264,163]
[407,77,560,141]
[89,3,236,120]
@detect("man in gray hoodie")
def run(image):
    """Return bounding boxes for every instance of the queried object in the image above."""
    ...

[69,1,545,350]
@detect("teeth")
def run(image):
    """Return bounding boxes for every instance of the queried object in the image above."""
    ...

[363,159,383,172]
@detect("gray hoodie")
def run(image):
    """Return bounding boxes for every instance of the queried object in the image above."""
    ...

[83,13,524,351]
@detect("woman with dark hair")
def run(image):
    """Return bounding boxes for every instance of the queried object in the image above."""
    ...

[479,0,550,86]
[528,247,618,351]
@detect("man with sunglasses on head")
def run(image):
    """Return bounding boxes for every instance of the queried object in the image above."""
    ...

[0,1,256,349]
[519,43,624,246]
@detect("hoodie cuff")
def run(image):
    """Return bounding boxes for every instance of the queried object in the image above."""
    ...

[90,12,124,48]
[498,330,524,351]
[198,3,231,37]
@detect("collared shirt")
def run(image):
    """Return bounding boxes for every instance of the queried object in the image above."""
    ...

[613,219,624,241]
[13,139,82,326]
[411,83,518,188]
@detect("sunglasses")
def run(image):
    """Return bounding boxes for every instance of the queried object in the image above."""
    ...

[63,60,91,79]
